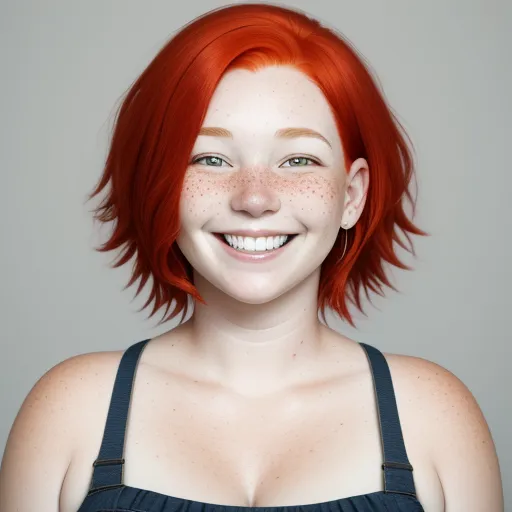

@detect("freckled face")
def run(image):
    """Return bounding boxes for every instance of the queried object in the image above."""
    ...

[176,66,347,304]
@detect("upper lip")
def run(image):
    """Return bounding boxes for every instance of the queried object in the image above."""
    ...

[214,230,297,237]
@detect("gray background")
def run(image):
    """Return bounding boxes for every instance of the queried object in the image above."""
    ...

[1,0,510,507]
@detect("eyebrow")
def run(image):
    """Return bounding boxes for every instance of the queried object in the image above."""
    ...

[197,126,332,149]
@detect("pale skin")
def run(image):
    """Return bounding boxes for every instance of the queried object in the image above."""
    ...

[0,66,503,511]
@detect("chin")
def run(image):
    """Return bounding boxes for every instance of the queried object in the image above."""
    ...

[214,277,293,305]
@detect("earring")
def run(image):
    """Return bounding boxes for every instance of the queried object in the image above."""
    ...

[338,222,350,262]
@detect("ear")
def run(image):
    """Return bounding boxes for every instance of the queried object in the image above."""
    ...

[340,157,369,229]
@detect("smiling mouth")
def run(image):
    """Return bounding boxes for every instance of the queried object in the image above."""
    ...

[213,233,297,252]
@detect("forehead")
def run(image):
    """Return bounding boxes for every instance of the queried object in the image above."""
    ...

[202,66,339,139]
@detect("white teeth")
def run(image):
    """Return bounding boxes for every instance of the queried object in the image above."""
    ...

[254,237,265,251]
[223,234,290,251]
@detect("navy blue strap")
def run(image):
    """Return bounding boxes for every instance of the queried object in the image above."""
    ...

[89,339,151,492]
[359,342,417,497]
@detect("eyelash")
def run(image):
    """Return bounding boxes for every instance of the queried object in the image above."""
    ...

[190,154,322,168]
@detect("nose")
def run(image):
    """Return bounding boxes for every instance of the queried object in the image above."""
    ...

[230,170,281,218]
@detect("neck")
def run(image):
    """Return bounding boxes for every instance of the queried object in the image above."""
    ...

[184,268,328,394]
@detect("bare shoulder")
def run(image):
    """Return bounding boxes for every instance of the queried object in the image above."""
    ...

[384,351,504,511]
[7,347,125,440]
[0,348,124,511]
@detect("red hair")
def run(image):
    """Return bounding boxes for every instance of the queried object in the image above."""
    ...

[87,2,428,328]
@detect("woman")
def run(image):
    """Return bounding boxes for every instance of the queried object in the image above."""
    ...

[0,3,503,511]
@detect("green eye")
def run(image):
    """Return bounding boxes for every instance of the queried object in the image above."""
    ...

[192,156,227,167]
[284,157,316,167]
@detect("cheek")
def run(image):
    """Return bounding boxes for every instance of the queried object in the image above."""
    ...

[180,170,225,223]
[277,173,343,223]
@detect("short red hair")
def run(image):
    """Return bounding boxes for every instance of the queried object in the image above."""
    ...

[87,3,428,328]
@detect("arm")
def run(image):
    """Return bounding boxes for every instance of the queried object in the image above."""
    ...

[0,356,87,511]
[432,364,503,511]
[409,357,504,511]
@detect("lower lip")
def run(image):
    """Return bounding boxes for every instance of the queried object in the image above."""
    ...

[214,234,296,262]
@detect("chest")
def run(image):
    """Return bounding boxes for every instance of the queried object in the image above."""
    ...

[62,365,443,511]
[133,379,382,497]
